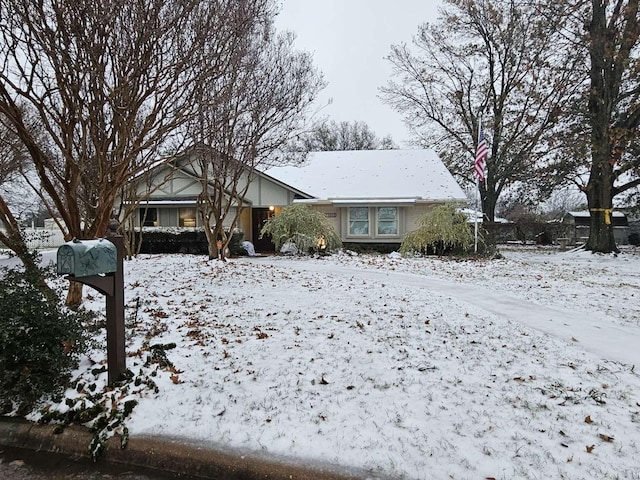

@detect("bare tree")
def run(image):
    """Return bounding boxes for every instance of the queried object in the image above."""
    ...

[542,188,586,220]
[0,114,33,268]
[300,120,393,151]
[190,23,324,261]
[381,0,580,222]
[0,113,57,299]
[0,0,263,304]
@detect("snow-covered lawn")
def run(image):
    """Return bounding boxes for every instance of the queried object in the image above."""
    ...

[31,247,640,479]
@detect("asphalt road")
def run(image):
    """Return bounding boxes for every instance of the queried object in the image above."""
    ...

[0,446,202,480]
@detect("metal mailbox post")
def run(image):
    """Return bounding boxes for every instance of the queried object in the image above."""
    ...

[56,219,126,385]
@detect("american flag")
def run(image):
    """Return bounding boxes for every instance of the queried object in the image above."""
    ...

[475,128,488,182]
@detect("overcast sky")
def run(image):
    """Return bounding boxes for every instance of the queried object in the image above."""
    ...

[275,0,443,147]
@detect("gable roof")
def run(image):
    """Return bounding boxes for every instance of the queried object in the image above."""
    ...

[265,149,466,204]
[129,150,312,206]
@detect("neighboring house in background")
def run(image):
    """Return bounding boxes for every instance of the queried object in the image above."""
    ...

[265,150,467,246]
[0,225,65,249]
[561,211,629,245]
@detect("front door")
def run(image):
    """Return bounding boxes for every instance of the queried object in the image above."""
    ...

[252,208,274,253]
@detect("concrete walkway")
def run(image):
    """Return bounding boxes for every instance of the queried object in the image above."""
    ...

[253,258,640,368]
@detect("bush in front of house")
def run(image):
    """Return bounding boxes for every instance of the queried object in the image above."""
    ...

[0,260,89,415]
[400,203,475,256]
[228,230,247,256]
[342,242,402,254]
[132,229,247,255]
[134,229,209,254]
[260,203,342,254]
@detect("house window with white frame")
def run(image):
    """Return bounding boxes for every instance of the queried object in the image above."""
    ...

[348,207,369,235]
[377,207,398,235]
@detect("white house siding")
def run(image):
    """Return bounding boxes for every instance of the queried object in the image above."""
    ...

[244,173,296,208]
[159,208,178,227]
[166,175,200,196]
[404,203,436,234]
[312,205,341,234]
[132,167,200,199]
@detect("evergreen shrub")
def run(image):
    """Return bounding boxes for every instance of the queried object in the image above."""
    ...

[134,229,208,254]
[0,261,89,414]
[228,230,247,256]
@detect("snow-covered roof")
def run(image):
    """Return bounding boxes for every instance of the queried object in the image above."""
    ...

[459,208,510,223]
[568,210,626,218]
[265,150,466,204]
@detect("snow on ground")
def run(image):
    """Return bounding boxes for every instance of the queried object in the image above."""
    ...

[28,247,640,479]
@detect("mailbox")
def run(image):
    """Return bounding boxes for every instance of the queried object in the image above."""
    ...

[57,238,117,277]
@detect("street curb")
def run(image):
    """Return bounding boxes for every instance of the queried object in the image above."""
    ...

[0,418,374,480]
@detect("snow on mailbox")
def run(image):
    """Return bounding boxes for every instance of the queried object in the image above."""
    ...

[57,238,117,277]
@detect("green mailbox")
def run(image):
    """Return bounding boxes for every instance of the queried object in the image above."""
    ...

[57,238,117,277]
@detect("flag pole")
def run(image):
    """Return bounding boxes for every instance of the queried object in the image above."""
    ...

[474,115,481,253]
[474,177,479,253]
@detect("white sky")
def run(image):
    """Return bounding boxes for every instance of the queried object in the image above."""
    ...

[275,0,443,146]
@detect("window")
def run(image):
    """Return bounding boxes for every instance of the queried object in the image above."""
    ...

[179,207,197,227]
[140,207,157,227]
[349,207,369,235]
[377,207,398,235]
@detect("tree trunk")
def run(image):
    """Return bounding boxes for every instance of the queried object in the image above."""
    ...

[202,222,218,261]
[479,182,498,223]
[198,202,221,261]
[65,280,84,308]
[585,157,617,253]
[583,0,638,254]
